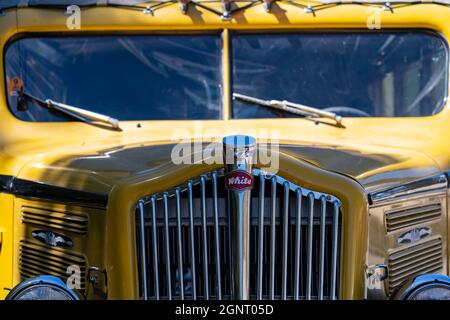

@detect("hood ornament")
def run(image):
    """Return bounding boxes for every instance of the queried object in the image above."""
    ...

[223,135,256,300]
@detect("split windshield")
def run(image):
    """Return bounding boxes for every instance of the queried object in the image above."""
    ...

[4,31,448,122]
[5,35,223,121]
[232,32,448,118]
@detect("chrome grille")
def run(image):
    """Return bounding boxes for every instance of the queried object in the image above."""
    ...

[135,170,342,300]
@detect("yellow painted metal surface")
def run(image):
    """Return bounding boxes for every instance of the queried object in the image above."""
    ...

[11,141,442,195]
[0,2,448,300]
[11,198,107,299]
[0,194,15,299]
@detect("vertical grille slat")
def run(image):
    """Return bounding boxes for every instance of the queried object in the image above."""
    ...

[330,201,340,300]
[318,196,326,300]
[281,182,289,300]
[200,176,209,300]
[163,193,172,300]
[256,174,265,300]
[151,196,160,300]
[306,192,314,300]
[294,188,302,300]
[212,173,222,300]
[187,182,197,300]
[175,188,185,299]
[135,170,342,300]
[138,200,148,300]
[269,176,277,300]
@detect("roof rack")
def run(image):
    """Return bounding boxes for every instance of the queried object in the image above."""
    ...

[0,0,448,20]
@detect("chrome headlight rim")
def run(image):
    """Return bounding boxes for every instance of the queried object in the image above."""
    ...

[394,274,450,300]
[6,275,80,300]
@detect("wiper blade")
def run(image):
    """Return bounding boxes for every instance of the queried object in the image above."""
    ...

[20,92,121,130]
[233,93,343,126]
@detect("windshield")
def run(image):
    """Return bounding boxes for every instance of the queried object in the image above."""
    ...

[232,32,448,118]
[5,34,222,121]
[4,32,448,122]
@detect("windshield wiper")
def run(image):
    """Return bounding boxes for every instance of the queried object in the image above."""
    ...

[19,92,120,130]
[233,93,343,126]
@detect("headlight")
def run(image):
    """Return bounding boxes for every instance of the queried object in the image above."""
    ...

[394,274,450,300]
[6,275,80,300]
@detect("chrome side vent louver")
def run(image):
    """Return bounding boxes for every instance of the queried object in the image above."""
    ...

[19,240,87,290]
[385,203,442,232]
[21,205,89,236]
[388,238,443,294]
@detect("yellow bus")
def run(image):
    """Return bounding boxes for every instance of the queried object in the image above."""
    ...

[0,0,449,300]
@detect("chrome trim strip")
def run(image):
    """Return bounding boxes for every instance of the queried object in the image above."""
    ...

[151,196,160,300]
[370,174,448,205]
[212,173,222,300]
[269,176,277,300]
[187,182,197,299]
[294,188,302,300]
[163,193,172,300]
[200,176,209,300]
[330,201,340,300]
[253,169,341,203]
[281,182,289,300]
[223,135,255,300]
[141,168,341,206]
[257,174,265,300]
[138,200,148,300]
[175,188,184,300]
[0,175,108,208]
[306,192,314,300]
[318,195,326,300]
[226,187,233,300]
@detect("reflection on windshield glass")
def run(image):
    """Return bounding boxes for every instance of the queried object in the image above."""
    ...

[232,32,447,118]
[5,35,222,121]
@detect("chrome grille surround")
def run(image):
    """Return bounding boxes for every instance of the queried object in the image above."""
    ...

[135,169,342,300]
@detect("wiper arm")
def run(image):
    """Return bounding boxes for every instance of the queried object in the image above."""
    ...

[19,92,120,130]
[233,93,343,126]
